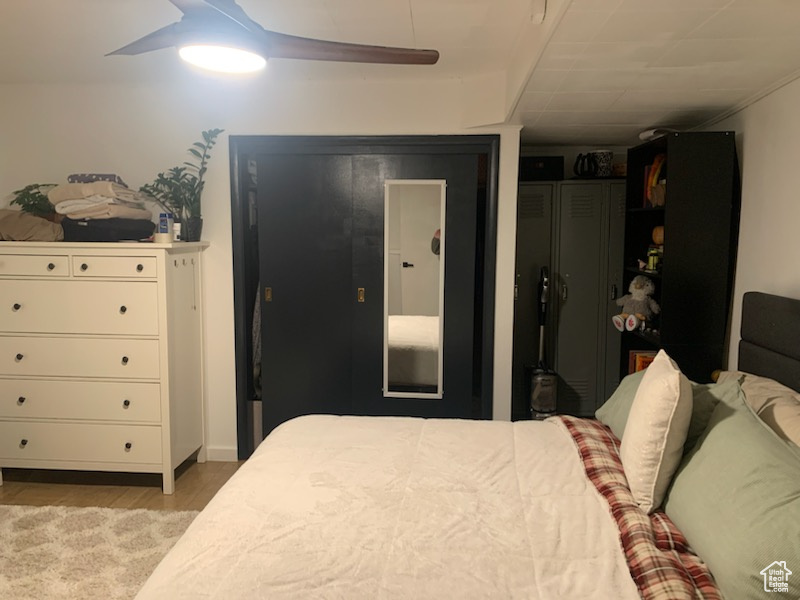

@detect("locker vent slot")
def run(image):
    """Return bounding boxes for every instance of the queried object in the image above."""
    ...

[519,195,545,219]
[564,379,590,398]
[570,196,596,218]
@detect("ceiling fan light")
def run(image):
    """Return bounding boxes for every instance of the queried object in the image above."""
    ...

[178,44,266,73]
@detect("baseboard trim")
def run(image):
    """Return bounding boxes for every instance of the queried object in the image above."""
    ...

[204,446,239,462]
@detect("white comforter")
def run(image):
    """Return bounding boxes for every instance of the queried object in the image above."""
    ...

[137,416,639,599]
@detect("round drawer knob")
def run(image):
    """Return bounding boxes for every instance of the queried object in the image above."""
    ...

[124,442,132,450]
[17,396,26,405]
[20,439,28,447]
[80,263,88,271]
[119,305,127,314]
[136,264,144,272]
[47,263,55,271]
[123,399,131,408]
[12,303,21,311]
[15,353,24,361]
[121,356,129,365]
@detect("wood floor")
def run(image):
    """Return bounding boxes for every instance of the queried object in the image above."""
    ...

[0,460,242,511]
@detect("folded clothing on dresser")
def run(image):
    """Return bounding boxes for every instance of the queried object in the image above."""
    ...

[61,217,155,242]
[0,209,63,241]
[48,181,146,205]
[56,201,153,221]
[48,182,152,221]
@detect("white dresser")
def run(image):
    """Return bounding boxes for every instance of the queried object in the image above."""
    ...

[0,241,208,494]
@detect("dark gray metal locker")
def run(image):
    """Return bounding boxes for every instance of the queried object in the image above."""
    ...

[554,183,605,416]
[602,183,626,402]
[511,183,553,421]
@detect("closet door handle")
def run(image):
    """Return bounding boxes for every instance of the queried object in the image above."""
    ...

[119,305,127,314]
[20,439,28,447]
[17,396,26,405]
[15,353,24,362]
[121,356,129,365]
[357,288,366,303]
[123,399,131,408]
[12,303,21,311]
[124,442,132,451]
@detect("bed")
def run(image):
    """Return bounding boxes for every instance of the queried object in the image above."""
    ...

[137,292,800,599]
[387,315,439,388]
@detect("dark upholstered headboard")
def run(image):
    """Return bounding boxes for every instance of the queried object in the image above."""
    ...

[739,292,800,393]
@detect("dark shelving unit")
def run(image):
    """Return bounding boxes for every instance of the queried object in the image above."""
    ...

[620,132,741,383]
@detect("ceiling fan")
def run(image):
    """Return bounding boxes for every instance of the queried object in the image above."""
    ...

[107,0,440,72]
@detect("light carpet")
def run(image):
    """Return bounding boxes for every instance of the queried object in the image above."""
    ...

[0,505,197,600]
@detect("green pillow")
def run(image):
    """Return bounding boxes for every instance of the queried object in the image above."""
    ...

[595,369,647,439]
[683,380,739,451]
[663,385,800,599]
[596,370,731,452]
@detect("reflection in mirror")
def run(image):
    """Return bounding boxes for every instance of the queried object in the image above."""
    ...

[384,180,446,398]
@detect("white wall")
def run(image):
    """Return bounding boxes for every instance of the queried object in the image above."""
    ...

[708,79,800,368]
[0,77,521,458]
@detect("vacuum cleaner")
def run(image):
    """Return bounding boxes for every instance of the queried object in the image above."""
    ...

[531,266,558,419]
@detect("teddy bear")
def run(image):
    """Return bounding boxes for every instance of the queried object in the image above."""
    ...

[612,275,660,332]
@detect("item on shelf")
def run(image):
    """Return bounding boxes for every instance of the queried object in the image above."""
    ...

[612,275,661,332]
[518,156,564,181]
[638,128,680,142]
[646,246,662,273]
[643,154,666,207]
[573,153,598,178]
[590,150,614,177]
[652,225,664,246]
[628,349,657,373]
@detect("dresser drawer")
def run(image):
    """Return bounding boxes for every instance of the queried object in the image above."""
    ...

[0,421,162,464]
[1,280,158,335]
[72,256,157,278]
[0,254,69,277]
[0,380,160,422]
[0,337,160,379]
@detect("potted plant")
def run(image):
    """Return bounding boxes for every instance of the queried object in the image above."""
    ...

[141,128,223,241]
[9,183,60,221]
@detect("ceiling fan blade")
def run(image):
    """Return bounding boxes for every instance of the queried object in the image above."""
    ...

[199,0,264,34]
[263,30,439,65]
[106,23,182,56]
[167,0,209,12]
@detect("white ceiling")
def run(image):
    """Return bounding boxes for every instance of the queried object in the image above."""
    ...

[3,0,800,146]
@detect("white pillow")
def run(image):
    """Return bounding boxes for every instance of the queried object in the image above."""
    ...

[620,350,692,513]
[717,370,800,446]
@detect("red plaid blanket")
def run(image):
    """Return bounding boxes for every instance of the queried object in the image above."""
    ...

[557,416,721,600]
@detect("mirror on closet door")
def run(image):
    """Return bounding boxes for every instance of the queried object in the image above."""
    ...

[383,180,446,398]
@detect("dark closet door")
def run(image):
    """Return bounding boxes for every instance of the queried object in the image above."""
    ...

[257,154,355,432]
[350,153,479,419]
